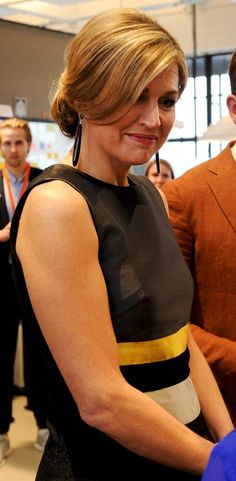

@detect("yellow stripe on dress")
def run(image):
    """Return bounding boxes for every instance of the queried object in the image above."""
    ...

[118,324,188,366]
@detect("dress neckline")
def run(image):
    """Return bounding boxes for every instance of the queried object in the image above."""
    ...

[74,167,140,190]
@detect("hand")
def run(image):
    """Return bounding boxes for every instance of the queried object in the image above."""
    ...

[0,222,11,242]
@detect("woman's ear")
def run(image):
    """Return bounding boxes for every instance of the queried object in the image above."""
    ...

[227,94,236,124]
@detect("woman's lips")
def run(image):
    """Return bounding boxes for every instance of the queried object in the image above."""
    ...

[127,133,158,145]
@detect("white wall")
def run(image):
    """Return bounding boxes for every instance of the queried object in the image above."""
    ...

[155,0,236,56]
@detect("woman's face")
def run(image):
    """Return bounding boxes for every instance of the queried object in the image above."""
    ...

[83,64,179,177]
[147,162,172,189]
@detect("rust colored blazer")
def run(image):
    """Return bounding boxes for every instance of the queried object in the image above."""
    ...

[163,142,236,423]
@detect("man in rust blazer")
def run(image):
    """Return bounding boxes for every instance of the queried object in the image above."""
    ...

[163,50,236,424]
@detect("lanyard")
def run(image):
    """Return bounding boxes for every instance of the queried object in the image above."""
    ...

[2,162,31,214]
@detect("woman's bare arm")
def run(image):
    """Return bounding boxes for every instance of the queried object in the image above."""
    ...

[188,329,234,440]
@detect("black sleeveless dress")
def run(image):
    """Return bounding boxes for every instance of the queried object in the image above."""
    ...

[10,164,206,480]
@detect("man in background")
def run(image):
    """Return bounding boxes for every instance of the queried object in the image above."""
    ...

[163,50,236,425]
[0,117,49,466]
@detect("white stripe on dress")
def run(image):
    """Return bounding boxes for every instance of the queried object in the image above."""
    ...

[145,376,201,425]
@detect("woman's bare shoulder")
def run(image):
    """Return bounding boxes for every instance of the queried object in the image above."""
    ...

[17,179,97,256]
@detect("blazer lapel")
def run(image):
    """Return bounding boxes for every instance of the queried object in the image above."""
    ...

[207,144,236,232]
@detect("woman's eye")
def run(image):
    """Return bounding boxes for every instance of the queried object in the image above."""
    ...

[137,93,148,103]
[160,98,177,109]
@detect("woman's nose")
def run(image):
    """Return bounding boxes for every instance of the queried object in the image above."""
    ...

[142,104,161,128]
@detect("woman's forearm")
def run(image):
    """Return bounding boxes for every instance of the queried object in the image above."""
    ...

[188,328,234,440]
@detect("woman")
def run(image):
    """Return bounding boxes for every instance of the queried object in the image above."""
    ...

[10,8,233,481]
[145,157,175,189]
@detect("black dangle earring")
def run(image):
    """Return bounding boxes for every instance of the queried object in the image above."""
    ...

[72,117,82,167]
[155,151,160,174]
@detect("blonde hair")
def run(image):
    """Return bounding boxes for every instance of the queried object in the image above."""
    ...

[51,8,187,138]
[0,117,32,144]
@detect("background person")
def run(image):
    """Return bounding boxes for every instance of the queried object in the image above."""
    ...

[0,117,49,466]
[145,156,175,189]
[10,9,233,481]
[163,50,236,426]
